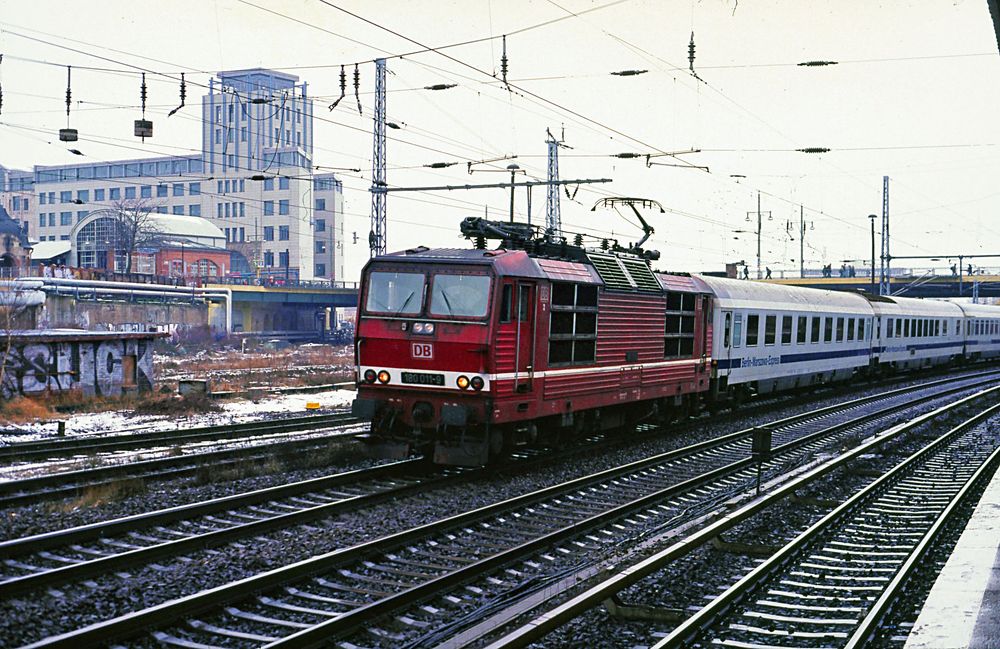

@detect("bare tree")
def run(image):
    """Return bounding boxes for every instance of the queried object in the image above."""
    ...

[89,199,162,274]
[0,282,38,399]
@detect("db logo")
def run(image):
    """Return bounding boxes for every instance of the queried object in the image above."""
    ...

[412,343,434,359]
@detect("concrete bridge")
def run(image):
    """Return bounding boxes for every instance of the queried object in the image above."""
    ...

[761,274,1000,299]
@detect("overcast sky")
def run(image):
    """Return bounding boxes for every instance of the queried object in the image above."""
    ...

[2,0,999,281]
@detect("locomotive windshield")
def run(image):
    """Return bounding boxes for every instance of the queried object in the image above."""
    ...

[429,274,491,318]
[365,271,425,315]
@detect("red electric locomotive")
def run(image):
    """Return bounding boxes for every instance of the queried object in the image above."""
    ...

[352,218,713,465]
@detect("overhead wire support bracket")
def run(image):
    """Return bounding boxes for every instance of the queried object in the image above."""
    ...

[329,65,346,111]
[167,72,186,117]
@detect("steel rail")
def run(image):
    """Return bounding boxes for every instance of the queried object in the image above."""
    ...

[486,385,1000,649]
[22,373,1000,649]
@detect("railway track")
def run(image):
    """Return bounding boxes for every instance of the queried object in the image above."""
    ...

[656,400,1000,648]
[484,393,1000,649]
[0,411,356,463]
[0,417,365,509]
[21,370,1000,648]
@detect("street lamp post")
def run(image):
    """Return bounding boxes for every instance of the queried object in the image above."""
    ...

[868,214,877,291]
[507,163,520,223]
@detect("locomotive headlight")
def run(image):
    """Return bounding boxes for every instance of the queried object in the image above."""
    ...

[457,375,471,390]
[423,322,435,334]
[471,376,484,391]
[413,322,424,333]
[363,369,377,384]
[377,370,391,384]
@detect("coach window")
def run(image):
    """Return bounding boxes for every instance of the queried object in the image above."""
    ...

[797,316,807,344]
[723,313,732,347]
[861,319,868,340]
[746,314,760,346]
[733,314,743,347]
[836,317,845,342]
[764,315,776,346]
[781,315,792,345]
[895,319,902,337]
[847,318,856,341]
[824,317,833,343]
[811,317,821,344]
[886,318,894,338]
[549,282,598,365]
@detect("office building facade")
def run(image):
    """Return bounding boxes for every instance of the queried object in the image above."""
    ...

[0,68,344,281]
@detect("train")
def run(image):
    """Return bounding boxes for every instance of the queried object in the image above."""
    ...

[352,217,1000,465]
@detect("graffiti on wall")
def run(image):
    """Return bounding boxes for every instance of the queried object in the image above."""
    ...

[1,336,155,399]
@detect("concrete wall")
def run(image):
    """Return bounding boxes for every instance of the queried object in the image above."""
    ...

[40,294,209,331]
[1,335,156,399]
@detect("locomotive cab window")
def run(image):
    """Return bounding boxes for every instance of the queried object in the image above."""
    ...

[365,271,425,315]
[548,282,598,365]
[665,292,697,358]
[429,274,491,318]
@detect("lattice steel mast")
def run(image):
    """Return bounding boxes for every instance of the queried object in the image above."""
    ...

[369,58,387,258]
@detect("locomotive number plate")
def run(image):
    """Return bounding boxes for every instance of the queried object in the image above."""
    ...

[401,372,445,386]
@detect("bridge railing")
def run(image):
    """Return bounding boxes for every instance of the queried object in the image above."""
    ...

[201,276,359,289]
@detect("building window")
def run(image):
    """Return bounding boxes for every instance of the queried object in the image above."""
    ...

[315,241,326,254]
[239,202,245,217]
[215,105,222,123]
[77,189,89,203]
[156,206,167,214]
[264,251,274,267]
[316,263,326,276]
[548,282,598,365]
[172,205,184,215]
[263,226,274,241]
[60,234,70,241]
[39,193,46,205]
[190,205,202,218]
[279,199,289,215]
[239,179,245,192]
[263,201,274,216]
[111,187,122,200]
[140,185,151,198]
[239,227,245,242]
[225,203,230,218]
[263,178,274,191]
[218,180,224,194]
[189,182,201,195]
[240,127,247,142]
[315,218,325,232]
[225,228,230,242]
[279,250,289,267]
[95,188,105,201]
[38,214,45,228]
[279,177,289,190]
[60,191,71,203]
[77,210,88,222]
[125,187,136,199]
[217,203,223,218]
[664,292,696,358]
[156,184,168,198]
[48,192,55,204]
[278,225,289,240]
[315,198,326,211]
[173,183,184,196]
